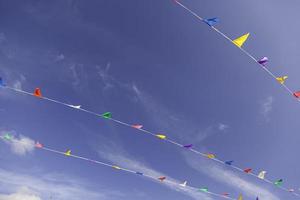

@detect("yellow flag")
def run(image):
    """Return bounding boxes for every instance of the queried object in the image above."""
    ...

[156,134,166,140]
[276,76,288,84]
[65,150,71,156]
[233,33,250,48]
[112,166,121,170]
[207,154,215,159]
[238,194,243,200]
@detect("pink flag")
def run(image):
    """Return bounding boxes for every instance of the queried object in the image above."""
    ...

[35,142,43,148]
[132,124,143,129]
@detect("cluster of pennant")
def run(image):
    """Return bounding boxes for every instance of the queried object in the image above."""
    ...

[173,0,300,99]
[1,133,261,200]
[0,82,299,197]
[0,1,300,198]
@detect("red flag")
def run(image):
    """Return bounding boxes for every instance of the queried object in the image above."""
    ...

[34,88,42,98]
[244,168,252,173]
[293,91,300,98]
[158,176,166,181]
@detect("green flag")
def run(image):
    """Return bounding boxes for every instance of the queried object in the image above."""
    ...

[199,187,208,193]
[274,179,283,186]
[102,112,112,119]
[4,134,11,140]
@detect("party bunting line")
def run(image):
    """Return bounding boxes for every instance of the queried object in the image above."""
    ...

[0,84,299,197]
[173,0,300,100]
[0,134,245,200]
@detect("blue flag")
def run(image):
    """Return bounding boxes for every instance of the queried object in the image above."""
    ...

[225,160,234,165]
[203,18,220,26]
[0,77,5,87]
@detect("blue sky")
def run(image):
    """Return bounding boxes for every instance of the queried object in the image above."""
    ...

[0,0,300,199]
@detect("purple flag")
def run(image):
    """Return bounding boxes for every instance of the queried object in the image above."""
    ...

[183,144,193,149]
[257,57,269,66]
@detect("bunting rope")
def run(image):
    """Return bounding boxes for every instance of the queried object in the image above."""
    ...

[0,84,299,197]
[0,135,242,200]
[173,0,299,100]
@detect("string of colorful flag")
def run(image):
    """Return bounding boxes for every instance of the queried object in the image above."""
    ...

[172,0,300,100]
[0,82,299,197]
[0,133,246,200]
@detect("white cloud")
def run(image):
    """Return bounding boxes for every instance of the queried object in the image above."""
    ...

[260,96,274,121]
[0,168,121,200]
[184,155,280,200]
[0,187,41,200]
[2,134,35,156]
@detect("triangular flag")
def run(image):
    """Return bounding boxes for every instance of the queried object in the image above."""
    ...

[158,176,166,181]
[35,142,43,148]
[289,189,295,192]
[206,154,215,159]
[180,181,187,187]
[233,33,250,48]
[244,168,252,173]
[3,134,11,140]
[203,17,220,26]
[65,150,71,156]
[222,193,229,197]
[34,88,42,98]
[136,172,143,176]
[258,171,266,179]
[199,187,208,193]
[183,144,193,149]
[257,57,269,66]
[132,124,143,129]
[69,105,81,109]
[102,112,112,119]
[293,91,300,98]
[225,160,234,165]
[276,76,288,84]
[274,179,283,186]
[112,166,121,170]
[238,194,243,200]
[156,134,166,140]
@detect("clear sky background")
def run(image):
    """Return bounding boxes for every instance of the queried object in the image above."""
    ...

[0,0,300,200]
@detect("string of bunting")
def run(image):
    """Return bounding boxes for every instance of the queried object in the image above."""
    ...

[0,82,298,197]
[1,133,247,200]
[172,0,300,100]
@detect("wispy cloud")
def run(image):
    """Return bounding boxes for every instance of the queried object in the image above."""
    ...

[54,53,65,62]
[12,74,26,90]
[1,132,35,156]
[184,154,280,200]
[131,83,229,143]
[94,138,213,200]
[0,168,122,200]
[260,96,274,121]
[96,62,114,91]
[0,32,6,44]
[218,123,229,131]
